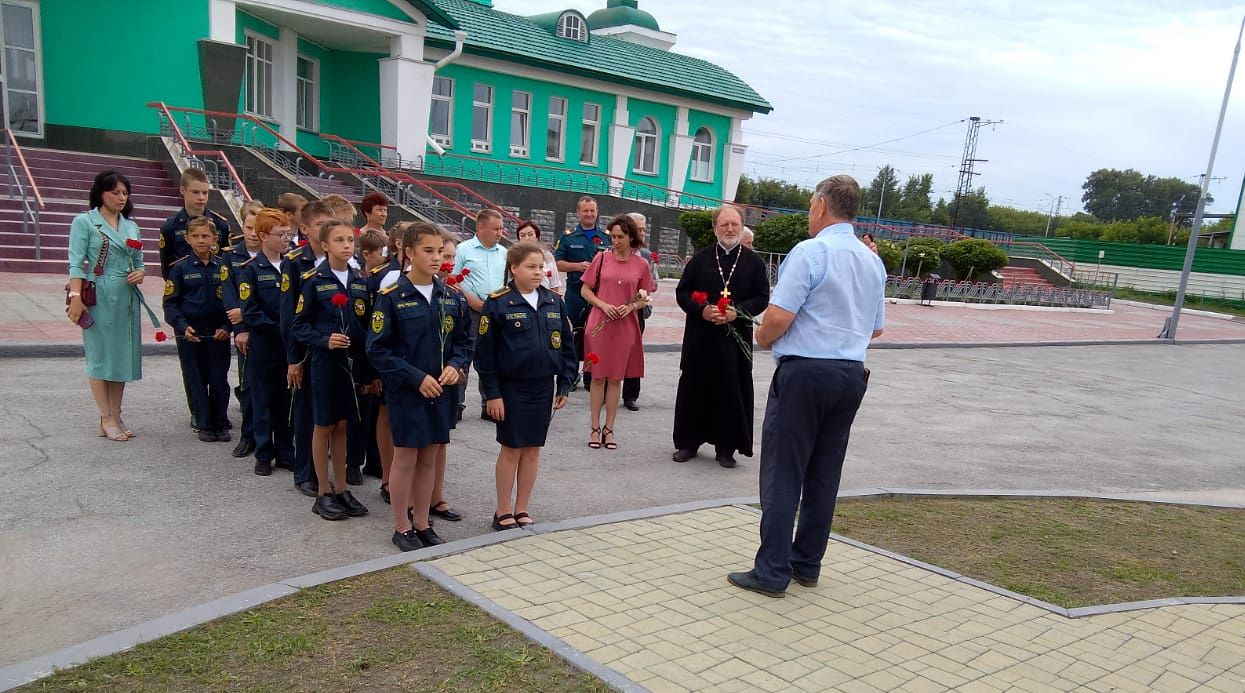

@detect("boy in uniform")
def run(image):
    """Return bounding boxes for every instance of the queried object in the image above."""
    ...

[221,200,264,458]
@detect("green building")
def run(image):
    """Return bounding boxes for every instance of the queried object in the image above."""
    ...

[13,0,770,203]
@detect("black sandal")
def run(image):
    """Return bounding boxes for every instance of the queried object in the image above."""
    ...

[588,426,602,449]
[431,501,463,521]
[492,513,518,531]
[514,512,534,527]
[602,426,618,450]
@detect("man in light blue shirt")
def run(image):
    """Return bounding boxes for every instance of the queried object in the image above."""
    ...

[728,174,886,598]
[453,209,507,419]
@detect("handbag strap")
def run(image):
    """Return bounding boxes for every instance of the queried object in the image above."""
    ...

[91,223,111,277]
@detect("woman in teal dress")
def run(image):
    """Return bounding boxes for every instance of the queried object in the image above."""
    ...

[66,171,147,442]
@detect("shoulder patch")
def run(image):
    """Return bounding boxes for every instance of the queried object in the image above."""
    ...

[380,284,398,295]
[488,287,511,299]
[285,249,301,260]
[370,264,387,275]
[563,229,572,235]
[169,255,188,267]
[238,256,256,267]
[301,268,317,280]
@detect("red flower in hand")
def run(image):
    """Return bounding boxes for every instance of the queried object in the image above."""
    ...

[651,252,661,263]
[593,237,603,245]
[331,292,349,308]
[586,352,601,365]
[298,238,308,247]
[716,296,731,313]
[445,276,459,286]
[691,291,709,305]
[125,239,142,250]
[459,267,471,276]
[154,330,168,342]
[439,262,453,273]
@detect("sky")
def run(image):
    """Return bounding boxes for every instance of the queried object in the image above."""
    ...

[500,0,1245,216]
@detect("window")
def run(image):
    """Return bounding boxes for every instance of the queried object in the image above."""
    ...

[430,76,453,146]
[690,127,714,182]
[546,97,566,161]
[509,90,530,157]
[295,55,318,131]
[0,1,42,136]
[471,83,492,152]
[244,34,275,118]
[632,116,658,175]
[556,13,587,42]
[579,102,600,166]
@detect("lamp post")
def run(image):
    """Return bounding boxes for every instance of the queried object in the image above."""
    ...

[1042,194,1055,237]
[1161,13,1244,340]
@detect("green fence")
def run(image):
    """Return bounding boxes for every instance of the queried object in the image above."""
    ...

[1009,237,1245,276]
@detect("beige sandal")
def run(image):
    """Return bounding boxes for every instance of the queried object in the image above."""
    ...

[99,416,128,442]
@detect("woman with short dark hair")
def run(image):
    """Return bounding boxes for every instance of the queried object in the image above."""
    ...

[66,170,148,441]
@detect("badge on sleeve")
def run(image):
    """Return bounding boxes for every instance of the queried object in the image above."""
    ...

[295,295,305,314]
[163,279,175,297]
[442,314,455,334]
[216,285,223,299]
[238,282,252,301]
[551,330,562,349]
[478,315,490,336]
[354,298,367,317]
[220,265,229,282]
[371,310,385,334]
[159,234,166,249]
[280,273,290,293]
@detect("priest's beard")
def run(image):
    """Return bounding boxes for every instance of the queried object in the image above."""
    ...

[718,236,740,251]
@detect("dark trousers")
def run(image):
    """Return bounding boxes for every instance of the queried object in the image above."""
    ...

[176,336,231,432]
[622,310,647,401]
[753,358,868,590]
[248,335,292,464]
[234,344,254,445]
[291,376,314,484]
[463,310,486,407]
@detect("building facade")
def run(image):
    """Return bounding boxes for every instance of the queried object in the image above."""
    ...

[16,0,769,204]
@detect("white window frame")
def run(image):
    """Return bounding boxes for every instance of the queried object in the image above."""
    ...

[430,76,453,147]
[632,116,659,176]
[471,83,493,153]
[580,102,600,167]
[690,127,714,182]
[556,13,587,42]
[244,31,276,119]
[295,54,318,132]
[509,90,530,158]
[0,0,44,138]
[546,96,566,162]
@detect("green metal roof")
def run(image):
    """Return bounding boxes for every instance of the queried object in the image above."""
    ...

[588,0,660,32]
[423,0,772,114]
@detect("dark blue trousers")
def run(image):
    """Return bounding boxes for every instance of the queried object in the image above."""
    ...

[234,344,254,445]
[291,378,314,485]
[248,334,292,465]
[176,336,231,432]
[753,357,868,590]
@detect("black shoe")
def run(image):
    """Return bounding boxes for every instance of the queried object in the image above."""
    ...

[792,573,819,588]
[295,480,319,497]
[335,490,369,517]
[430,502,463,522]
[380,483,390,504]
[392,529,423,552]
[198,429,217,442]
[254,459,273,476]
[215,429,232,443]
[346,467,363,486]
[274,459,295,471]
[231,438,256,458]
[456,405,465,422]
[623,399,638,411]
[492,513,518,531]
[716,452,738,469]
[414,527,444,546]
[728,571,785,598]
[224,418,234,430]
[672,448,696,463]
[312,494,348,521]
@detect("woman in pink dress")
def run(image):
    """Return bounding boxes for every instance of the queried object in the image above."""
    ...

[581,215,656,450]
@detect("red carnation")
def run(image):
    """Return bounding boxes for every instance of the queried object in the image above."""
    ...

[586,352,601,365]
[460,267,471,276]
[445,276,459,286]
[298,238,308,247]
[651,252,661,263]
[546,270,553,278]
[125,239,142,250]
[439,262,453,273]
[716,296,731,313]
[593,237,603,245]
[331,292,349,308]
[154,330,168,342]
[691,291,708,305]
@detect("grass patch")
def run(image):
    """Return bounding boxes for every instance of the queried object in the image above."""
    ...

[832,496,1245,608]
[1109,286,1245,318]
[19,569,609,693]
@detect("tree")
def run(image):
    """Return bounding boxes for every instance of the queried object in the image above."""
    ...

[949,187,991,229]
[1081,168,1207,221]
[987,205,1047,235]
[942,238,1009,281]
[894,174,934,222]
[860,165,901,219]
[679,210,714,250]
[753,213,809,254]
[733,174,812,210]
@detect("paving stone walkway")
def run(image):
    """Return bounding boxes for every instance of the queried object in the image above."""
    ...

[431,506,1245,693]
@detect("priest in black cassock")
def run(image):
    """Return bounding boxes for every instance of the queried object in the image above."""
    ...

[672,205,770,468]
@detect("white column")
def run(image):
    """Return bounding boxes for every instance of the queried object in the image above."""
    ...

[276,27,299,150]
[379,33,434,166]
[208,0,236,43]
[1232,179,1245,250]
[666,106,693,201]
[722,116,749,201]
[607,94,633,194]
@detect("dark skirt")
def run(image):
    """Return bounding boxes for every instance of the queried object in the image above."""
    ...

[386,381,454,448]
[308,349,359,426]
[496,376,555,449]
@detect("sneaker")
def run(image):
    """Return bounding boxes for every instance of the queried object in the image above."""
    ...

[312,495,348,521]
[335,490,369,517]
[253,459,273,476]
[392,529,423,552]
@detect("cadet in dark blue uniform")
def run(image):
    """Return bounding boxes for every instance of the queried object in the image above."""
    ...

[477,241,578,531]
[280,200,334,497]
[290,219,372,522]
[239,208,295,476]
[554,195,611,390]
[163,217,232,442]
[367,222,473,552]
[364,232,406,502]
[158,168,232,279]
[221,204,262,459]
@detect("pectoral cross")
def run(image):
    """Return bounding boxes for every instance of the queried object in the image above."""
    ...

[720,287,731,299]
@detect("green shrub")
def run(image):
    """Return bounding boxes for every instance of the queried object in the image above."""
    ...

[679,210,714,250]
[942,238,1009,281]
[875,239,902,274]
[897,242,941,277]
[754,213,810,254]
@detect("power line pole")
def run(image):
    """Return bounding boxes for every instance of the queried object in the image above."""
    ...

[951,116,1003,229]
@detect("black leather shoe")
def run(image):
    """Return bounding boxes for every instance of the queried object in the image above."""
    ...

[414,527,445,546]
[231,438,255,458]
[392,529,423,552]
[672,448,696,463]
[197,429,217,442]
[792,573,819,588]
[295,480,319,497]
[335,490,369,517]
[215,429,232,443]
[380,483,390,504]
[717,453,738,469]
[312,494,348,521]
[456,405,465,422]
[623,399,638,411]
[346,467,363,486]
[728,571,785,598]
[430,502,463,522]
[254,459,273,476]
[275,459,295,471]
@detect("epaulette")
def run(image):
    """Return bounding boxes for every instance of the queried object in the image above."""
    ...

[238,256,256,267]
[209,209,228,222]
[380,284,398,295]
[169,255,189,267]
[370,263,387,275]
[563,229,572,235]
[285,249,302,260]
[301,267,318,280]
[229,233,244,242]
[488,286,511,299]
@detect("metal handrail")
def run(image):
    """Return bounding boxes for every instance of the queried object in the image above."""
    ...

[4,128,44,259]
[150,102,251,199]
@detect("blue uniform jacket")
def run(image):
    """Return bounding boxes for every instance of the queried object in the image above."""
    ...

[163,254,229,336]
[220,241,253,335]
[474,283,578,401]
[158,208,232,279]
[289,261,375,381]
[238,252,284,338]
[279,244,322,365]
[366,257,402,299]
[553,225,611,294]
[366,276,474,391]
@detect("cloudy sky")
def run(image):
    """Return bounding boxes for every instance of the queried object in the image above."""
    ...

[503,0,1245,216]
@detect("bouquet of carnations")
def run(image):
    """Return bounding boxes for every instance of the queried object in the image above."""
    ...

[589,289,651,336]
[691,291,758,361]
